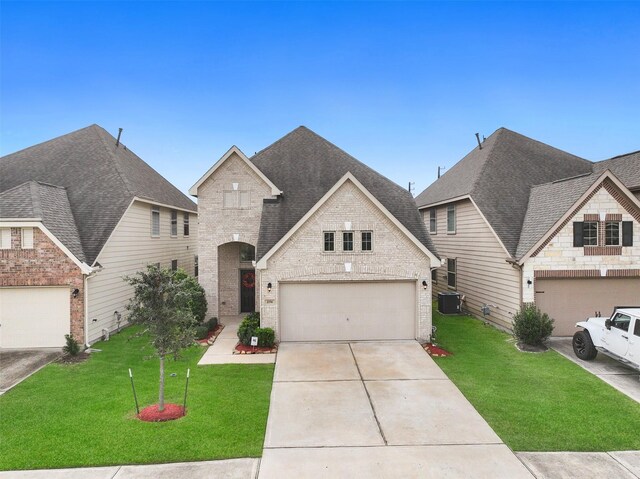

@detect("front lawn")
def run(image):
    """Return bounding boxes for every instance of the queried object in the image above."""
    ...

[432,311,640,452]
[0,327,274,471]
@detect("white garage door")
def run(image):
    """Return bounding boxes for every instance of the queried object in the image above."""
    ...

[535,278,640,337]
[279,281,416,341]
[0,287,70,348]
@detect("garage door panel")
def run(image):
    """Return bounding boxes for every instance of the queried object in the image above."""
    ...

[0,288,70,348]
[280,282,415,341]
[535,278,640,337]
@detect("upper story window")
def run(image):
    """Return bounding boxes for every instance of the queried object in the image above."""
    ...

[447,258,457,289]
[431,269,438,284]
[239,244,255,262]
[171,259,178,271]
[447,204,456,234]
[183,213,190,236]
[343,231,354,251]
[605,221,620,246]
[429,209,437,234]
[583,221,598,246]
[574,219,633,248]
[324,232,335,252]
[21,227,34,249]
[151,206,160,237]
[223,190,250,209]
[170,210,178,237]
[0,228,11,249]
[361,231,372,251]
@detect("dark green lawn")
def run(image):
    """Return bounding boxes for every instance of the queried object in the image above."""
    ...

[432,311,640,451]
[0,327,274,471]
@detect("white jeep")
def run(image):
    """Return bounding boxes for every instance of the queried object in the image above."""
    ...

[572,307,640,372]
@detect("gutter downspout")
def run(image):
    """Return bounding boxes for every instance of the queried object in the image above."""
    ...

[83,269,99,348]
[506,258,524,308]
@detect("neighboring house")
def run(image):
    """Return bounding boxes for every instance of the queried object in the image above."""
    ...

[0,125,197,348]
[190,126,439,342]
[415,128,640,336]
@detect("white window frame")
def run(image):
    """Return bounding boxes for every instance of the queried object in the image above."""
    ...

[447,204,456,234]
[183,212,190,237]
[605,221,621,246]
[361,231,372,251]
[171,259,178,271]
[170,210,178,237]
[323,231,335,252]
[583,221,598,246]
[447,258,456,289]
[21,227,34,249]
[429,208,437,234]
[342,231,354,252]
[0,228,11,249]
[151,206,160,237]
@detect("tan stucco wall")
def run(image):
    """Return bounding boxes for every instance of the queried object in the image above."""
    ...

[523,185,640,303]
[259,180,433,341]
[196,153,273,316]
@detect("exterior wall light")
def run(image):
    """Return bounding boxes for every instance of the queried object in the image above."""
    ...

[422,280,428,290]
[267,282,272,293]
[72,288,80,298]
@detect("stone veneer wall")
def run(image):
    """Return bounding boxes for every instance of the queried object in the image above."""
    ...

[0,226,85,340]
[196,153,273,316]
[523,181,640,303]
[258,180,433,341]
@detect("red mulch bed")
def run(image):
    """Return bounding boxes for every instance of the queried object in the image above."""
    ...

[424,343,452,357]
[137,403,185,422]
[234,343,277,354]
[196,324,224,345]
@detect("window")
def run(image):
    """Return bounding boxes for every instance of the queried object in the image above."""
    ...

[170,210,178,237]
[583,221,598,246]
[21,228,34,249]
[223,190,250,209]
[605,221,620,246]
[239,244,255,262]
[171,259,178,271]
[429,209,437,234]
[431,269,438,284]
[447,258,456,289]
[634,318,640,337]
[343,231,353,251]
[447,205,456,234]
[324,232,335,252]
[361,231,372,251]
[0,228,10,249]
[194,255,199,277]
[151,206,160,237]
[183,213,190,236]
[611,313,631,332]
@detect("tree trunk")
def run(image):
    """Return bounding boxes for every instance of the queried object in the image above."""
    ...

[158,354,165,412]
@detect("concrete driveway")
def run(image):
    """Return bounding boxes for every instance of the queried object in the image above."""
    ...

[259,341,533,478]
[0,348,62,394]
[550,338,640,403]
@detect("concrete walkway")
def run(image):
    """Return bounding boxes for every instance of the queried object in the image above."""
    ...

[0,348,62,395]
[198,316,275,365]
[518,451,640,478]
[550,337,640,403]
[258,341,533,478]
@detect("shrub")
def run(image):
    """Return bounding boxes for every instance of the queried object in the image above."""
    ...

[513,303,554,346]
[195,324,210,340]
[256,327,275,348]
[63,334,81,356]
[206,317,218,331]
[172,269,208,323]
[237,312,260,346]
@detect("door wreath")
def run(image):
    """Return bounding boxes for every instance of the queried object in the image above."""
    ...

[241,271,255,289]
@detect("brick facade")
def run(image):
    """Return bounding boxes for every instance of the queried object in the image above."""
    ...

[0,226,85,340]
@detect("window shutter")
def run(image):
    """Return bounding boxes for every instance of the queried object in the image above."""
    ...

[573,222,584,247]
[622,221,633,246]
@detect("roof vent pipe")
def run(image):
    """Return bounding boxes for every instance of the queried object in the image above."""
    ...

[475,133,482,150]
[116,128,123,147]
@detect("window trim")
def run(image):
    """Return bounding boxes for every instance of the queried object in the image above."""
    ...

[361,231,372,251]
[151,206,160,238]
[447,258,457,289]
[170,210,178,237]
[21,227,34,249]
[342,231,354,252]
[194,255,199,277]
[429,208,437,234]
[583,221,598,246]
[0,228,11,249]
[431,268,438,285]
[183,212,190,237]
[171,259,178,271]
[323,231,335,252]
[447,204,456,234]
[605,221,621,246]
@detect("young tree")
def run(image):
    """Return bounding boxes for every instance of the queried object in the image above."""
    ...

[125,265,196,411]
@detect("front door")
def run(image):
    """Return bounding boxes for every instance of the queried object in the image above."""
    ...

[240,269,255,313]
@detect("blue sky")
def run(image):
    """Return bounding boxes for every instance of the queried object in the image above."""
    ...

[2,1,639,197]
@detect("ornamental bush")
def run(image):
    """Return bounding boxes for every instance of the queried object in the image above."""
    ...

[237,312,260,346]
[172,269,208,324]
[512,303,554,346]
[256,327,275,348]
[63,334,81,356]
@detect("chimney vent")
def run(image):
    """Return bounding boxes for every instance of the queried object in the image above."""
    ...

[116,128,123,147]
[475,133,482,150]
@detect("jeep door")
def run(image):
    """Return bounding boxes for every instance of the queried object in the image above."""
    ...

[628,316,640,365]
[602,312,631,357]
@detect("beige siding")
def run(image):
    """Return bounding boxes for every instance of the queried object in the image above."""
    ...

[87,200,197,343]
[423,199,520,329]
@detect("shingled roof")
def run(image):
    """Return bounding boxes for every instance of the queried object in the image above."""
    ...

[0,181,86,262]
[593,150,640,191]
[250,127,436,261]
[0,125,196,265]
[414,128,593,257]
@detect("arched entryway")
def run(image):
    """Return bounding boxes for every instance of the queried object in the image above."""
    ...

[217,242,256,315]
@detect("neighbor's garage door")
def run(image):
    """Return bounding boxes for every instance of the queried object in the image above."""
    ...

[0,287,70,348]
[535,278,640,337]
[279,281,416,341]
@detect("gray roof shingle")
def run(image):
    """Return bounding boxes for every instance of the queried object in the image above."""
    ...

[250,127,437,261]
[0,125,196,265]
[0,181,86,262]
[593,150,640,191]
[415,128,593,256]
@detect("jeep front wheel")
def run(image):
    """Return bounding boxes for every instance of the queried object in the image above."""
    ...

[573,330,597,360]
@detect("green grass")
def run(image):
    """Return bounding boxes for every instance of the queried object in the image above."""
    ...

[432,311,640,451]
[0,327,274,471]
